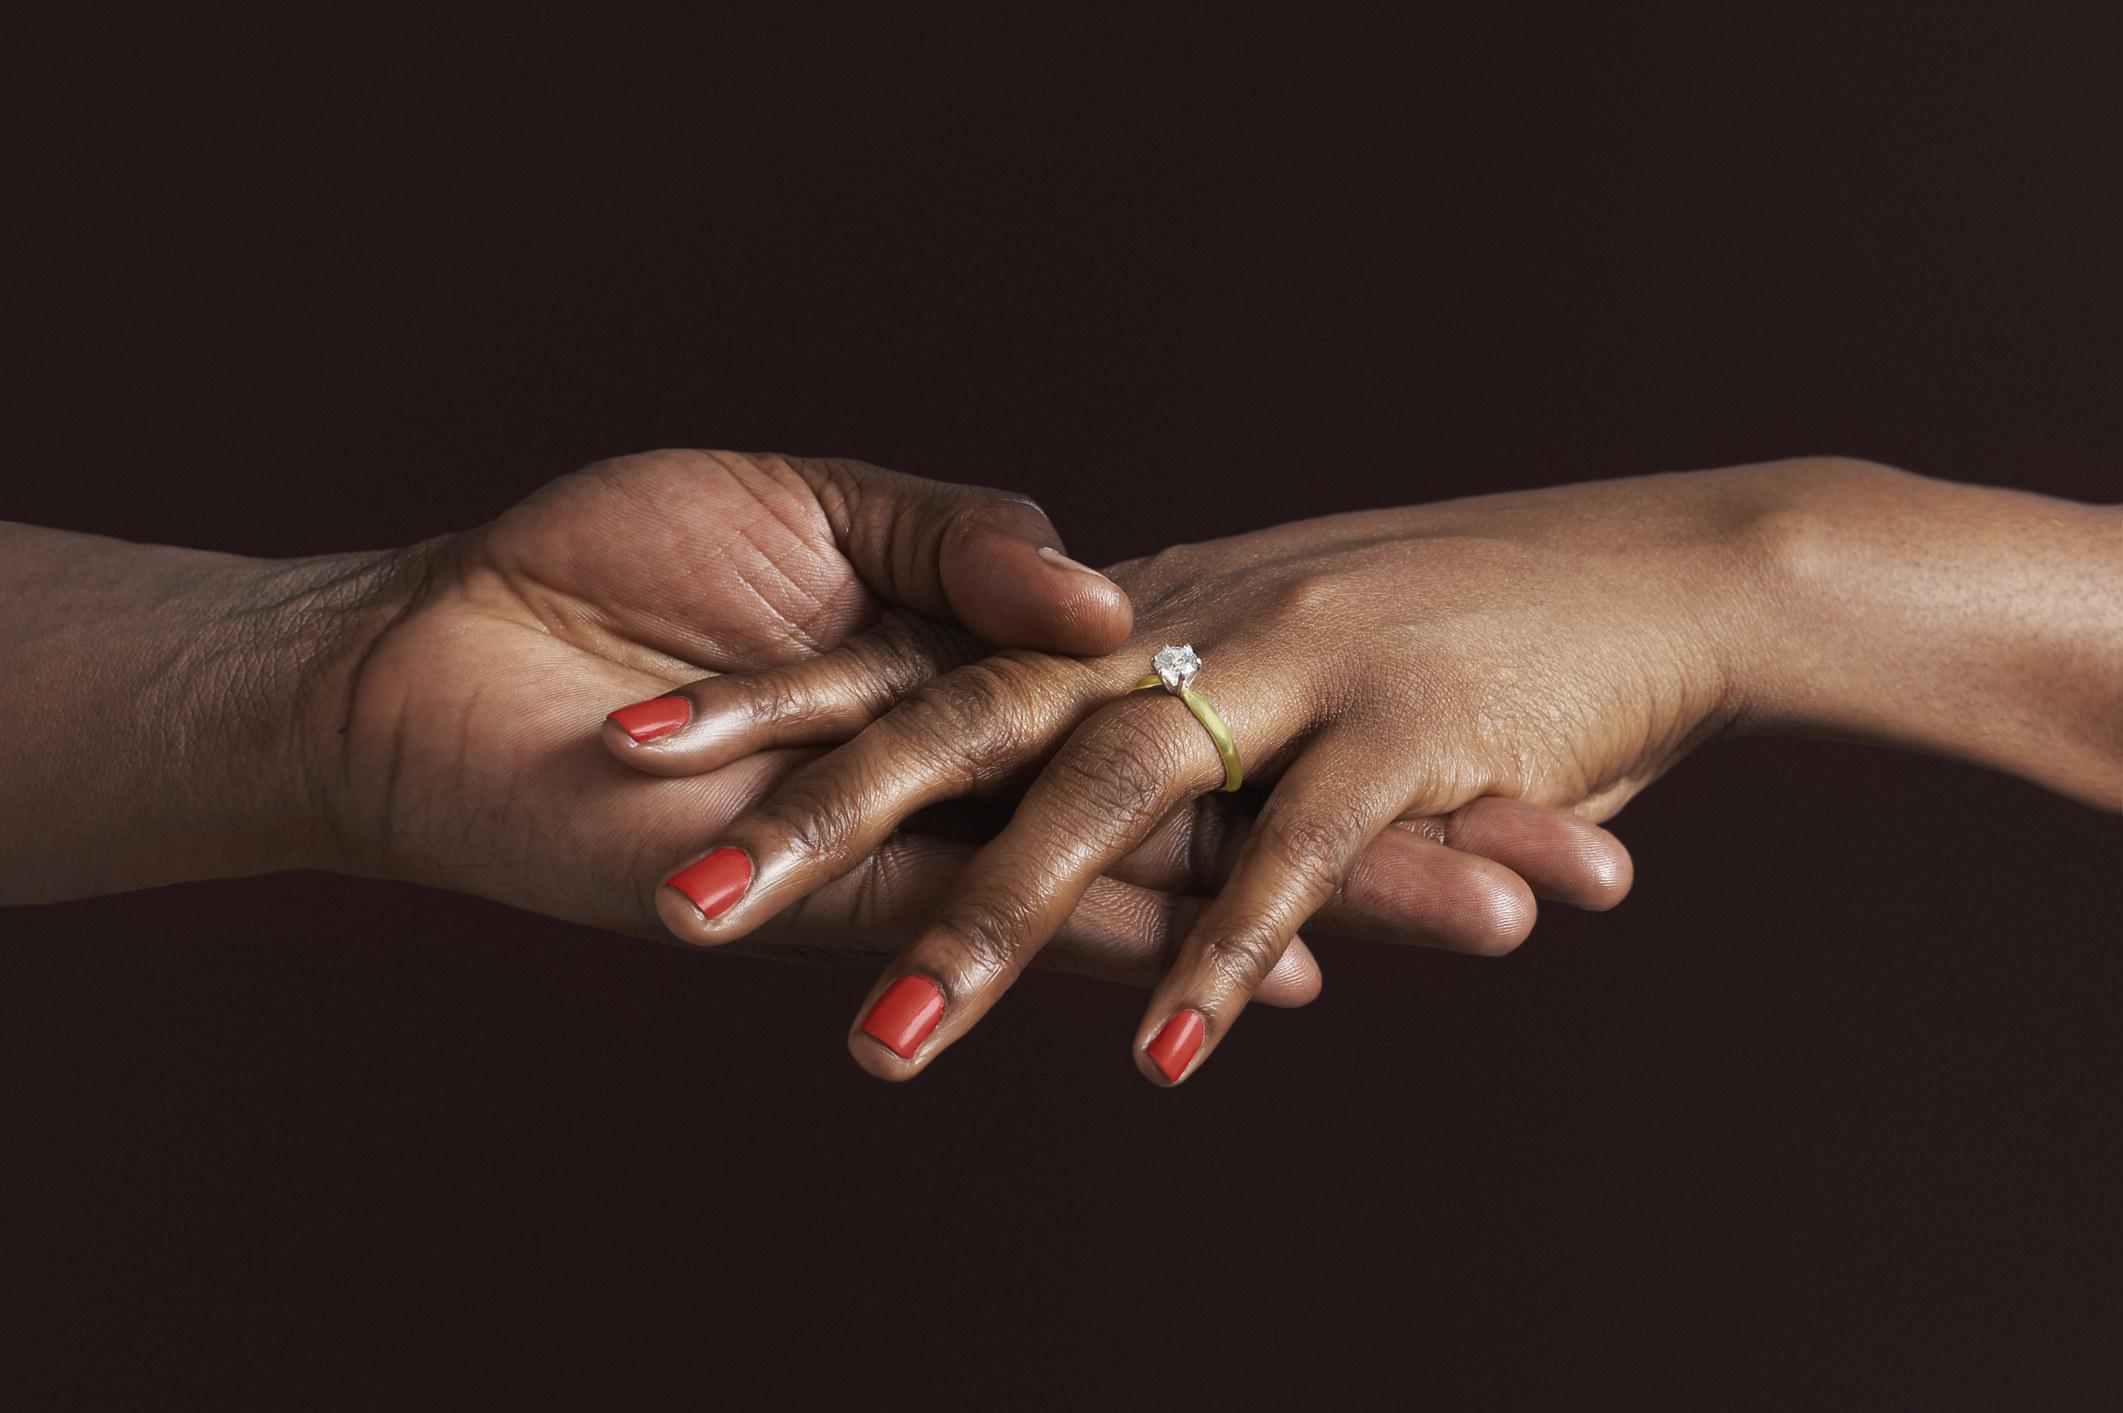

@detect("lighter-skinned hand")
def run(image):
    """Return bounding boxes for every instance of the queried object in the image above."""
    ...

[630,456,2123,1084]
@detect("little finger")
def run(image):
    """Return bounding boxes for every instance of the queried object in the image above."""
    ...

[1133,727,1415,1085]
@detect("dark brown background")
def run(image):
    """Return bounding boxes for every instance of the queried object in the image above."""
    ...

[3,6,2118,1407]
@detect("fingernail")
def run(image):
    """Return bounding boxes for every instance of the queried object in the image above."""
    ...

[664,848,752,919]
[609,694,690,743]
[1038,546,1111,580]
[1145,1011,1205,1083]
[860,975,945,1058]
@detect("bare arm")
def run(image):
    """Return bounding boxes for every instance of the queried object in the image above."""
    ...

[0,524,387,902]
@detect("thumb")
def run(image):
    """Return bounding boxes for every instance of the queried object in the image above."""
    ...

[788,455,1133,655]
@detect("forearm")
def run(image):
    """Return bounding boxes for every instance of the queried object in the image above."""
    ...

[1725,459,2123,810]
[0,523,399,903]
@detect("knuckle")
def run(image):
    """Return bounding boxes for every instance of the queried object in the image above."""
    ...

[1048,708,1192,823]
[753,779,868,869]
[1257,799,1375,904]
[1201,927,1291,993]
[1270,571,1345,624]
[724,665,815,729]
[907,661,1011,726]
[884,649,1090,780]
[924,905,1035,992]
[861,613,972,687]
[886,666,1031,782]
[591,447,709,482]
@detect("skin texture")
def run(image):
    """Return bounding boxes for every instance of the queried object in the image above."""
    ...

[0,450,1632,1006]
[642,457,2123,1085]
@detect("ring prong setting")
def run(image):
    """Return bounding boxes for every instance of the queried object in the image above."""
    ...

[1151,643,1201,694]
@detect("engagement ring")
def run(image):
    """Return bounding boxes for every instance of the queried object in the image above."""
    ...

[1130,643,1242,792]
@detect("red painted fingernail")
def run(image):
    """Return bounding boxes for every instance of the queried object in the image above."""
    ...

[663,848,752,919]
[608,695,690,742]
[1145,1011,1205,1082]
[860,975,945,1058]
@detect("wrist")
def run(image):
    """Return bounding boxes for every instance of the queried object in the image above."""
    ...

[198,543,441,883]
[1685,456,1872,739]
[1713,454,1972,741]
[1711,457,2123,807]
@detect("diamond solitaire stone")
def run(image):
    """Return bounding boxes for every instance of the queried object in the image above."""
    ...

[1152,643,1201,692]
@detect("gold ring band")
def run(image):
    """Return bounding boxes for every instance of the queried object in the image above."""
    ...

[1130,644,1242,792]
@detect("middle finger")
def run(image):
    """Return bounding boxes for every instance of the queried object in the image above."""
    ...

[843,652,1312,1078]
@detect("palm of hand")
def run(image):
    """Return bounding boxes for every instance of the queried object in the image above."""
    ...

[335,451,897,936]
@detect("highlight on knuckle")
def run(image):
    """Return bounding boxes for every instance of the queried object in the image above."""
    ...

[1270,571,1345,625]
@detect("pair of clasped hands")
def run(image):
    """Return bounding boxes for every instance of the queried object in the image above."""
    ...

[350,448,1678,1087]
